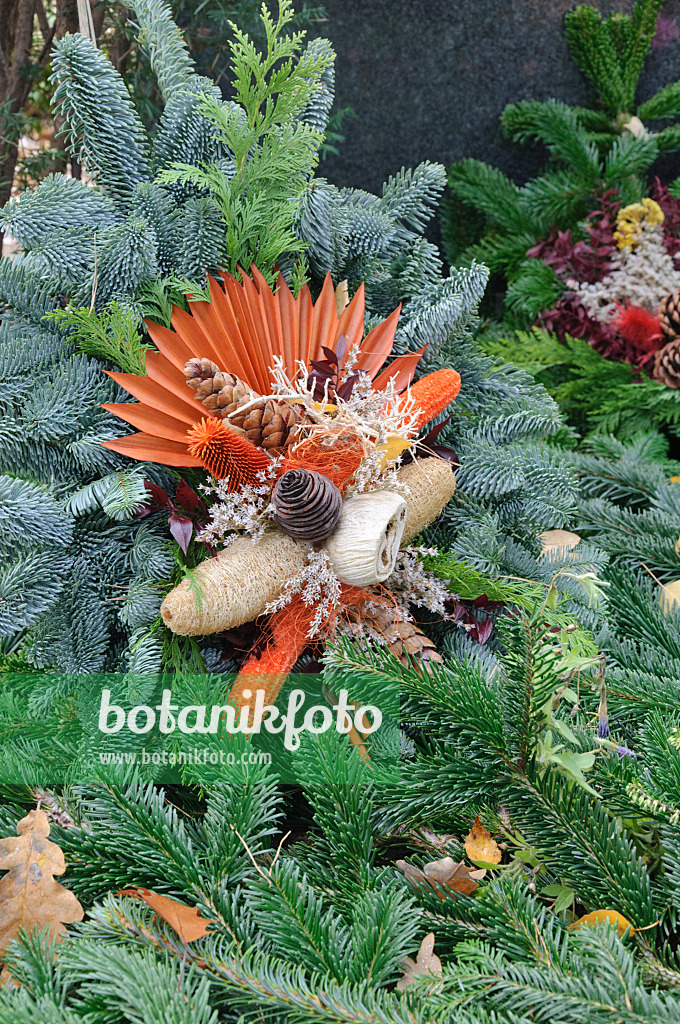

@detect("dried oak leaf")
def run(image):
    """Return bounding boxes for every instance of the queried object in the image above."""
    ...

[117,887,213,943]
[396,932,443,992]
[396,856,486,897]
[464,816,502,866]
[0,809,84,983]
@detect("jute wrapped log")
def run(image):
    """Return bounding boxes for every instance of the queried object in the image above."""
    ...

[160,532,307,635]
[396,458,456,544]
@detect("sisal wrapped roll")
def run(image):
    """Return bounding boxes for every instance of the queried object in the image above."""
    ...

[397,458,456,544]
[160,531,307,635]
[324,491,407,585]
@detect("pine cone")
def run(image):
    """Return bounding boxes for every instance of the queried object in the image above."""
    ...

[365,604,443,670]
[271,469,342,542]
[184,358,303,450]
[658,289,680,340]
[654,338,680,388]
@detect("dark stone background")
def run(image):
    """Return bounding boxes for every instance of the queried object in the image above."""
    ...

[304,0,680,195]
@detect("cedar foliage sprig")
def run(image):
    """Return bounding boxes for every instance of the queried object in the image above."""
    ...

[158,0,331,282]
[47,303,151,375]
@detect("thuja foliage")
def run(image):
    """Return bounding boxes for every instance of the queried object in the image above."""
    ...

[480,326,680,440]
[441,0,680,301]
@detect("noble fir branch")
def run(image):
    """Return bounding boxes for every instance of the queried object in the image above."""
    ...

[125,0,197,103]
[50,35,151,211]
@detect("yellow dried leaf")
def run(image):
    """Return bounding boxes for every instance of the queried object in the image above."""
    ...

[0,809,84,980]
[375,434,413,469]
[659,579,680,615]
[538,530,581,555]
[464,816,502,865]
[568,909,635,936]
[334,279,350,316]
[396,932,442,992]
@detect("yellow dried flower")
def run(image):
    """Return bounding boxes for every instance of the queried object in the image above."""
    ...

[614,198,665,250]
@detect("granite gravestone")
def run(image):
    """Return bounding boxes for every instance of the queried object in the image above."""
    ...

[307,0,680,193]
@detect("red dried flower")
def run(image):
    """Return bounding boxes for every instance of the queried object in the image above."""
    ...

[610,302,664,354]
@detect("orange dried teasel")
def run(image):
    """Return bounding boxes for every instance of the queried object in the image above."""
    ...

[185,418,271,489]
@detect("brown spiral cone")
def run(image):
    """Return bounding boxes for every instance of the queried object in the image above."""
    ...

[654,337,680,389]
[658,289,680,341]
[363,604,443,670]
[271,469,342,542]
[184,358,303,450]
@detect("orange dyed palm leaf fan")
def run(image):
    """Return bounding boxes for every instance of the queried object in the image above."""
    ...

[101,267,426,470]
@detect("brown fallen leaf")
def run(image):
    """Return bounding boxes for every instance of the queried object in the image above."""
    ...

[0,808,84,984]
[117,887,213,943]
[464,816,502,866]
[397,932,443,992]
[397,856,486,897]
[568,909,635,936]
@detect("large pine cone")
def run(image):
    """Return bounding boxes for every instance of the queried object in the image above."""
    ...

[184,358,303,450]
[658,289,680,341]
[654,338,680,388]
[271,469,342,542]
[364,604,443,670]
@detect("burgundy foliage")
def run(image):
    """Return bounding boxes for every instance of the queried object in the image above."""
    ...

[651,178,680,259]
[527,190,619,284]
[138,479,212,555]
[307,335,360,402]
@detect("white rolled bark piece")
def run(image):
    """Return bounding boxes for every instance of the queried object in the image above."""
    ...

[396,458,457,544]
[160,531,308,636]
[324,491,407,585]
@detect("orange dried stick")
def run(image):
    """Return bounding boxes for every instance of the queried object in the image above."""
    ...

[400,368,462,435]
[228,598,315,710]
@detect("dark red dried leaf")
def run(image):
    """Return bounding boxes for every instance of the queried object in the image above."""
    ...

[169,513,194,554]
[175,480,205,515]
[144,482,171,508]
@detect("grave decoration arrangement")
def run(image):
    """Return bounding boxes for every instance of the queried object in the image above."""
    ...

[103,266,460,707]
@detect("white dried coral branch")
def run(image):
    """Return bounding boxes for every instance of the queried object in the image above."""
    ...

[265,548,342,637]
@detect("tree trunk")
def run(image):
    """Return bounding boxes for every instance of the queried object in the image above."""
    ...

[0,0,37,211]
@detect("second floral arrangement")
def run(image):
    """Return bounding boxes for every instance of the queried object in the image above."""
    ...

[532,185,680,387]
